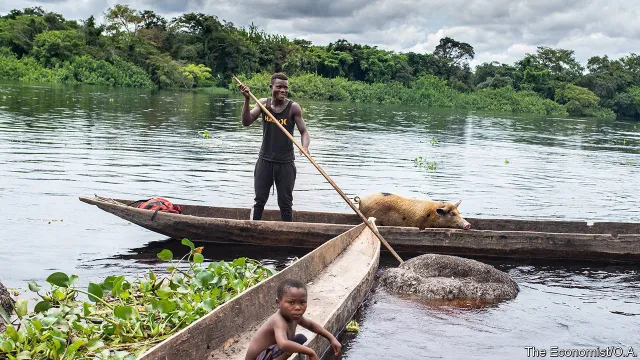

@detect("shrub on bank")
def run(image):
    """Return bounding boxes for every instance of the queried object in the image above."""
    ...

[0,54,154,88]
[234,72,570,116]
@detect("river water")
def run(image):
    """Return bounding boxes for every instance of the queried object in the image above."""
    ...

[0,80,638,359]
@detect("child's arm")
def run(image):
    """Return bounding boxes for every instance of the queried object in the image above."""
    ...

[299,317,342,356]
[274,319,318,359]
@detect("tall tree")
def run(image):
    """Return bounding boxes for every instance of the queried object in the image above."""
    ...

[104,4,143,38]
[433,37,475,66]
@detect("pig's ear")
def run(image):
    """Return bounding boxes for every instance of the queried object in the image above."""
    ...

[436,208,447,216]
[454,200,462,208]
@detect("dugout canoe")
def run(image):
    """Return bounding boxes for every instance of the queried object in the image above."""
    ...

[136,219,381,360]
[79,196,640,263]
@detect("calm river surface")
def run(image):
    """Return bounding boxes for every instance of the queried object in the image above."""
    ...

[0,80,638,359]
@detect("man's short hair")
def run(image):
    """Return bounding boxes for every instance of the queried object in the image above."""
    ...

[277,278,306,299]
[270,72,289,84]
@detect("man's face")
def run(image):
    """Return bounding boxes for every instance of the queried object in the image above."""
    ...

[270,79,289,100]
[277,287,307,320]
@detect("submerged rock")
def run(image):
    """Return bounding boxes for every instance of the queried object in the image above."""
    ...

[0,280,14,333]
[380,254,519,302]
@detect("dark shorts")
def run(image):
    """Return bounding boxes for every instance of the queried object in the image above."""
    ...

[256,334,307,360]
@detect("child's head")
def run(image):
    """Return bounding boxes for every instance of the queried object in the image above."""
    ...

[276,279,308,320]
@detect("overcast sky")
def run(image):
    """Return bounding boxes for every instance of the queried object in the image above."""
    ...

[3,0,639,68]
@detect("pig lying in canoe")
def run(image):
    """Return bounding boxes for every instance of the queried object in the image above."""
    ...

[354,193,471,230]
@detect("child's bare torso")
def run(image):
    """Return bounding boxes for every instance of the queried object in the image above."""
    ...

[245,312,299,360]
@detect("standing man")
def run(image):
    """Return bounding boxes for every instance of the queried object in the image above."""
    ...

[238,73,310,222]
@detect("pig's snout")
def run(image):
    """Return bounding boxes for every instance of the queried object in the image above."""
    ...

[463,221,471,230]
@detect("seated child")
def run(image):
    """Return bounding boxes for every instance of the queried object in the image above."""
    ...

[245,279,342,360]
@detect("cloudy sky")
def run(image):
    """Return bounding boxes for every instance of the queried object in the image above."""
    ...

[3,0,639,68]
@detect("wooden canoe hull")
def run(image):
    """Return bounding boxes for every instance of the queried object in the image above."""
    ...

[79,196,640,263]
[137,221,381,360]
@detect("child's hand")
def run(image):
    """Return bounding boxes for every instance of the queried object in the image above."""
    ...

[331,338,342,356]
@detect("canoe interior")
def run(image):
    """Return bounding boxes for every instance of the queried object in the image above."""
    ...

[115,198,640,236]
[137,222,380,360]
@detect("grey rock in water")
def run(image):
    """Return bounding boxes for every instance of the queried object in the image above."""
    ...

[380,254,519,302]
[0,280,14,333]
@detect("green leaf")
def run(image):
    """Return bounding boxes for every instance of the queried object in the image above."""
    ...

[83,302,94,317]
[102,276,116,291]
[43,316,58,326]
[0,340,13,352]
[171,274,184,287]
[88,282,103,302]
[232,258,246,267]
[156,286,172,299]
[53,288,66,301]
[181,238,195,251]
[122,280,131,291]
[195,271,214,287]
[157,249,173,261]
[15,299,28,317]
[87,339,104,351]
[68,274,79,286]
[54,318,70,332]
[17,351,31,360]
[32,342,48,354]
[139,280,152,293]
[150,299,177,314]
[149,270,156,282]
[46,272,70,287]
[28,281,40,292]
[34,301,51,313]
[113,350,131,360]
[193,253,204,263]
[111,276,125,297]
[114,306,134,320]
[202,299,217,312]
[66,339,88,356]
[0,307,10,323]
[231,279,244,294]
[5,325,18,341]
[210,287,221,299]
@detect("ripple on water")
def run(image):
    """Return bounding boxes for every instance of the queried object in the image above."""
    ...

[0,81,638,359]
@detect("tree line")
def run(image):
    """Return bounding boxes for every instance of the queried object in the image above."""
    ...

[1,5,639,119]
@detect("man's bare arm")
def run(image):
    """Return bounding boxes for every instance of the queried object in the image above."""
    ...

[238,83,265,126]
[292,103,310,153]
[241,97,266,127]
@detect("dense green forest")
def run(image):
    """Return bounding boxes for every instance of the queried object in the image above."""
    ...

[1,5,639,119]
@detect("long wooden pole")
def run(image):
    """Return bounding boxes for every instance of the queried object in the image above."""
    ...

[233,76,403,264]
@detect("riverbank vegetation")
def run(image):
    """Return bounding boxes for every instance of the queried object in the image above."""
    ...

[1,6,639,119]
[0,240,276,359]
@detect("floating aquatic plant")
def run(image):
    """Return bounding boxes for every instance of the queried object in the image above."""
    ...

[0,239,275,359]
[413,157,437,171]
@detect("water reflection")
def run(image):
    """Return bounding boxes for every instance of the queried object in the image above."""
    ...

[114,237,309,271]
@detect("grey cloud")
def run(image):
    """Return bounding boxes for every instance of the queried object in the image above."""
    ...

[226,0,375,20]
[136,0,207,14]
[3,0,640,67]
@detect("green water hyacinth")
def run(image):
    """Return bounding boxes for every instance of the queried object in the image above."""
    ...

[0,239,276,359]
